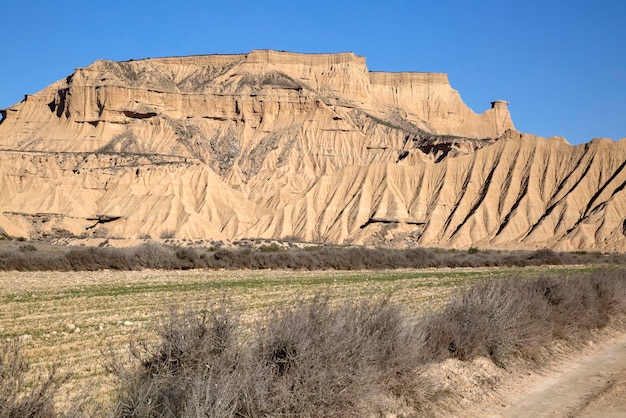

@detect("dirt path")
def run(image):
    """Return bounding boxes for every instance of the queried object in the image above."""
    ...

[479,333,626,417]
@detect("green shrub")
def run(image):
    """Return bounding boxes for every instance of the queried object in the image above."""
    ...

[258,244,281,253]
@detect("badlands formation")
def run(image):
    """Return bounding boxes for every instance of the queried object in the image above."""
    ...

[0,50,625,251]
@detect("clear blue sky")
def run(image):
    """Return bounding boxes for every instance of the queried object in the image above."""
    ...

[1,0,624,144]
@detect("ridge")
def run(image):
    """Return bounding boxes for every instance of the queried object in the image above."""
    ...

[0,51,622,251]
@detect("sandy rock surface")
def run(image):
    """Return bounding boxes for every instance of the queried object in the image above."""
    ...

[452,332,626,417]
[1,50,625,250]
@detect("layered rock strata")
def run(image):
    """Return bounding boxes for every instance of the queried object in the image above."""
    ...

[1,50,624,250]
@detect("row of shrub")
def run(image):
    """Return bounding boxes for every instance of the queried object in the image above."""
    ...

[1,243,625,271]
[3,268,625,417]
[106,268,626,417]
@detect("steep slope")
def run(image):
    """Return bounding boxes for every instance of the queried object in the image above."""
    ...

[0,50,624,250]
[0,151,265,239]
[248,132,626,251]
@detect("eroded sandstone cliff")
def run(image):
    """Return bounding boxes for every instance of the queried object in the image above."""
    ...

[1,50,624,250]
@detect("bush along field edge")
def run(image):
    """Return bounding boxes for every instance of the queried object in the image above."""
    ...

[2,267,625,417]
[1,242,625,271]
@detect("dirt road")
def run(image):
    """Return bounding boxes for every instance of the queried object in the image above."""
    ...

[479,333,626,417]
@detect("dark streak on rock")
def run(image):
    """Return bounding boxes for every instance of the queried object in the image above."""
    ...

[450,151,502,238]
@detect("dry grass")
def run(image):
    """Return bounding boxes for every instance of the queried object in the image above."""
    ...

[0,340,69,418]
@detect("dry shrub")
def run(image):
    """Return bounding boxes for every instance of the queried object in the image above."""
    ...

[173,247,206,269]
[0,340,70,418]
[63,247,134,271]
[0,243,624,271]
[108,268,626,416]
[0,251,29,271]
[131,243,180,269]
[529,270,625,338]
[419,279,552,366]
[418,268,626,367]
[18,244,37,252]
[404,247,443,268]
[526,248,566,265]
[109,300,241,417]
[248,295,428,416]
[158,229,176,239]
[110,295,434,417]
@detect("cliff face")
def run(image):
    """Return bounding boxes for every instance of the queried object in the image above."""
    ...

[1,50,624,251]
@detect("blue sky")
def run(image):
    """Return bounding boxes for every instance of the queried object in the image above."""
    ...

[1,0,624,144]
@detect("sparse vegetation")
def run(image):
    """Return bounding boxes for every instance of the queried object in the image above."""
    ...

[258,243,281,252]
[0,340,70,418]
[0,264,626,417]
[419,269,626,367]
[281,234,305,243]
[159,229,176,239]
[2,264,625,416]
[109,296,435,417]
[107,268,626,416]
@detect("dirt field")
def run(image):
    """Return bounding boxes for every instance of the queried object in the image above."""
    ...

[449,329,626,417]
[0,265,615,412]
[507,332,626,417]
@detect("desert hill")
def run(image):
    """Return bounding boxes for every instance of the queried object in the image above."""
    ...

[1,50,625,251]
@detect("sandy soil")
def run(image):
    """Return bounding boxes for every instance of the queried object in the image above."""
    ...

[462,331,626,417]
